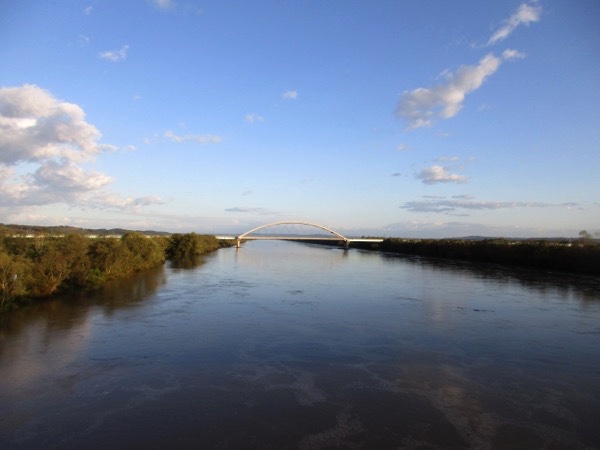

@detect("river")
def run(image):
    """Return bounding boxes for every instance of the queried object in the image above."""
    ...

[1,241,599,449]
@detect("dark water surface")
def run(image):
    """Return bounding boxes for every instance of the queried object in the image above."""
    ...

[1,241,600,449]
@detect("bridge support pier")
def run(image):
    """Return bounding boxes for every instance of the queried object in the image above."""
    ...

[236,238,241,248]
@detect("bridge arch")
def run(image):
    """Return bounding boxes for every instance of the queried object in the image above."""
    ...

[236,221,348,247]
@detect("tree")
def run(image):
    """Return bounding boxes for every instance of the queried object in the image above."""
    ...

[121,232,166,272]
[30,243,71,297]
[88,238,126,280]
[0,251,31,310]
[58,234,92,287]
[166,233,197,260]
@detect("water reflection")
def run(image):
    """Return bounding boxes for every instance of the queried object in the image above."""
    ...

[0,267,167,390]
[90,265,167,313]
[1,241,599,449]
[168,256,208,270]
[234,242,349,273]
[380,251,600,305]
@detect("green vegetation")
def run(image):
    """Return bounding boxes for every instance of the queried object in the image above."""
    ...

[0,230,227,312]
[379,238,600,275]
[166,233,222,260]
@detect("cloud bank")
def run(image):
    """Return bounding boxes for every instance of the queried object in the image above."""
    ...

[0,84,161,211]
[401,197,553,214]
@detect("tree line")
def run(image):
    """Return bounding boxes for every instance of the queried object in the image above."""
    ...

[0,232,226,311]
[377,238,600,275]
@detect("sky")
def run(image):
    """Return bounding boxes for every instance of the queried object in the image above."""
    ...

[1,0,599,238]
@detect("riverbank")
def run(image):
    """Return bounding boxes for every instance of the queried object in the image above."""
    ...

[0,232,228,312]
[348,238,600,276]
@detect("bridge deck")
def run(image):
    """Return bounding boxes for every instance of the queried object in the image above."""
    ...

[217,221,382,248]
[216,236,383,243]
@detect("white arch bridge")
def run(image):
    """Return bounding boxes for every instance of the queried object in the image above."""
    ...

[216,221,383,249]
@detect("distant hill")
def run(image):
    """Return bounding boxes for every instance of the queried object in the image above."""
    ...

[451,236,575,242]
[0,223,172,237]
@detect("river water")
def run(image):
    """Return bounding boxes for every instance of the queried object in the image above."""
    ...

[1,241,599,449]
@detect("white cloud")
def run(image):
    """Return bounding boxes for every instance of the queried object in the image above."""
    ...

[502,49,526,60]
[0,84,161,211]
[225,207,277,215]
[99,45,129,62]
[84,6,93,15]
[488,2,542,46]
[153,0,175,10]
[35,161,112,192]
[164,130,222,144]
[417,166,468,184]
[395,144,408,152]
[0,84,101,164]
[397,53,512,129]
[151,0,204,15]
[282,90,298,100]
[245,113,265,123]
[86,192,163,210]
[394,2,540,130]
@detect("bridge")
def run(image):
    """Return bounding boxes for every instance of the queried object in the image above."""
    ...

[216,221,383,249]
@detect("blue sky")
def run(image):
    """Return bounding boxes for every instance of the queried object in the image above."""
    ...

[1,0,599,237]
